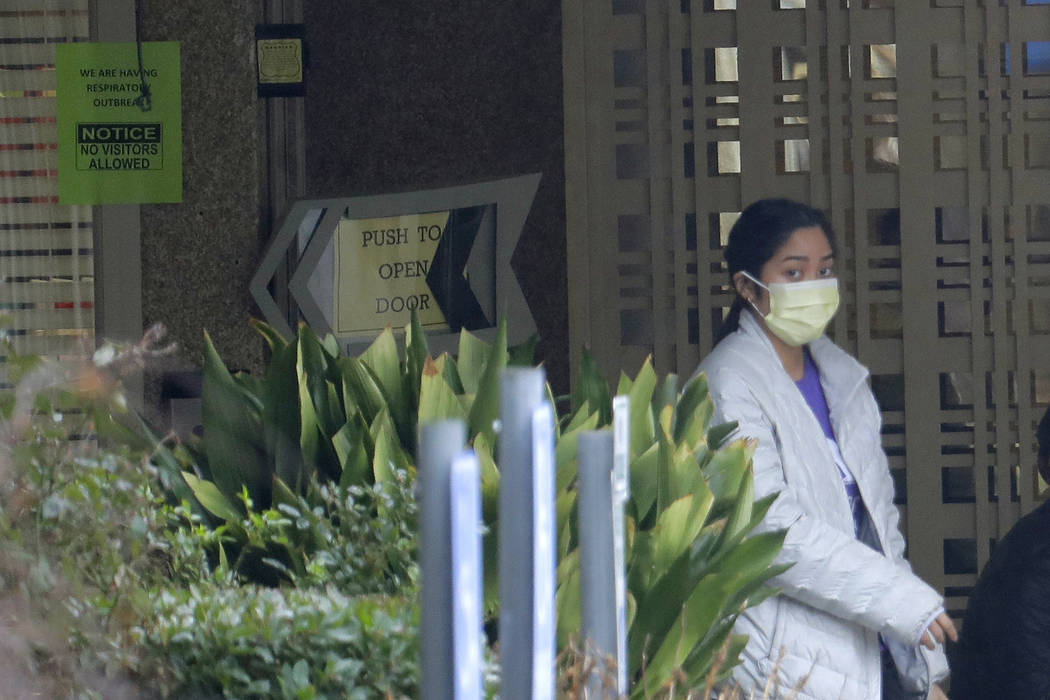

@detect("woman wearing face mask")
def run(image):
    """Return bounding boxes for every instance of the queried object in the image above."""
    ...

[696,198,956,699]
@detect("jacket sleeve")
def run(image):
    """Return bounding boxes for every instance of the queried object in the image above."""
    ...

[706,366,944,647]
[854,389,909,563]
[987,547,1050,698]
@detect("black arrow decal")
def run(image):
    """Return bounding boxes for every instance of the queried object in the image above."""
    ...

[426,205,492,332]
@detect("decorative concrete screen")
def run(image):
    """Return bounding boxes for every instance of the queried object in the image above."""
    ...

[564,0,1050,612]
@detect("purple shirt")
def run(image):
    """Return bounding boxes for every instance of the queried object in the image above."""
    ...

[796,351,914,651]
[795,350,864,538]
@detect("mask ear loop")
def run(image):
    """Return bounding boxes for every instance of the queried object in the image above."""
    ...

[737,271,769,316]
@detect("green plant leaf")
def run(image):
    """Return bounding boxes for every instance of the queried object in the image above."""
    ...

[419,355,468,426]
[201,331,270,507]
[232,372,265,399]
[668,441,707,505]
[647,494,712,587]
[467,316,507,444]
[707,419,739,450]
[360,326,413,447]
[370,409,412,483]
[745,493,778,534]
[718,532,790,613]
[677,617,745,689]
[628,358,658,457]
[250,317,290,354]
[298,325,344,437]
[629,443,660,524]
[299,368,338,484]
[563,401,594,434]
[705,439,753,502]
[634,573,734,698]
[332,417,373,488]
[715,467,756,554]
[263,339,304,492]
[572,347,612,427]
[508,332,540,367]
[472,433,500,526]
[271,477,300,511]
[405,309,430,410]
[321,332,340,358]
[674,373,711,448]
[554,412,600,492]
[616,371,632,397]
[182,471,242,522]
[127,419,197,503]
[440,351,465,396]
[474,432,502,616]
[652,373,678,417]
[339,356,390,429]
[555,487,578,558]
[555,549,582,648]
[654,405,676,516]
[456,329,490,395]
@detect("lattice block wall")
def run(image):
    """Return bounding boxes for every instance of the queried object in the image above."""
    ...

[565,0,1050,609]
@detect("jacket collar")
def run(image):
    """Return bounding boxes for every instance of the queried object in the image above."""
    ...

[735,309,869,409]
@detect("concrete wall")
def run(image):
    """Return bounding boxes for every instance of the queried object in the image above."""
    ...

[139,0,264,383]
[135,0,568,394]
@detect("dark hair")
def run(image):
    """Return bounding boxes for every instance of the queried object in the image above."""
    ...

[714,198,837,343]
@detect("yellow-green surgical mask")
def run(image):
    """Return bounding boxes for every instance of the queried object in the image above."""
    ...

[741,272,840,346]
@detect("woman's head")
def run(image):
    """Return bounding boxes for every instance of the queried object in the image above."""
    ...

[725,198,836,285]
[715,198,838,343]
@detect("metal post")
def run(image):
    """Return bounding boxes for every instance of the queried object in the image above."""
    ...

[420,419,468,700]
[499,367,549,700]
[578,430,617,697]
[531,401,557,700]
[450,451,484,700]
[611,395,631,693]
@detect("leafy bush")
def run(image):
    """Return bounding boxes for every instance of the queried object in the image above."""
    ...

[183,473,419,593]
[1,318,786,699]
[135,585,418,700]
[0,332,425,698]
[161,316,786,695]
[552,361,787,697]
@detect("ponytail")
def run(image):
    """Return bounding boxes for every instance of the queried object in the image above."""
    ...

[715,296,746,344]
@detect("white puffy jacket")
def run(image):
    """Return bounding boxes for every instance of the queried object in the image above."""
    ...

[696,312,948,699]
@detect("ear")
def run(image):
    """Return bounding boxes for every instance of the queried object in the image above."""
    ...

[732,271,755,299]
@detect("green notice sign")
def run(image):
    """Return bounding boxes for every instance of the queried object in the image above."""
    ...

[56,41,182,204]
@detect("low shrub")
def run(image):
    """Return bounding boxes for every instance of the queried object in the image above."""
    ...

[176,472,419,593]
[0,334,424,698]
[2,320,787,698]
[134,584,418,700]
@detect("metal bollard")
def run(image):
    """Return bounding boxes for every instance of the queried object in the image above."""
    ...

[420,419,468,700]
[499,367,554,700]
[578,430,617,698]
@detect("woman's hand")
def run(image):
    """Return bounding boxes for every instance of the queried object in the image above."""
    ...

[920,612,958,650]
[929,682,949,700]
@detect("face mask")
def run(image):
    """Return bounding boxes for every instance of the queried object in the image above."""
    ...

[740,272,840,346]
